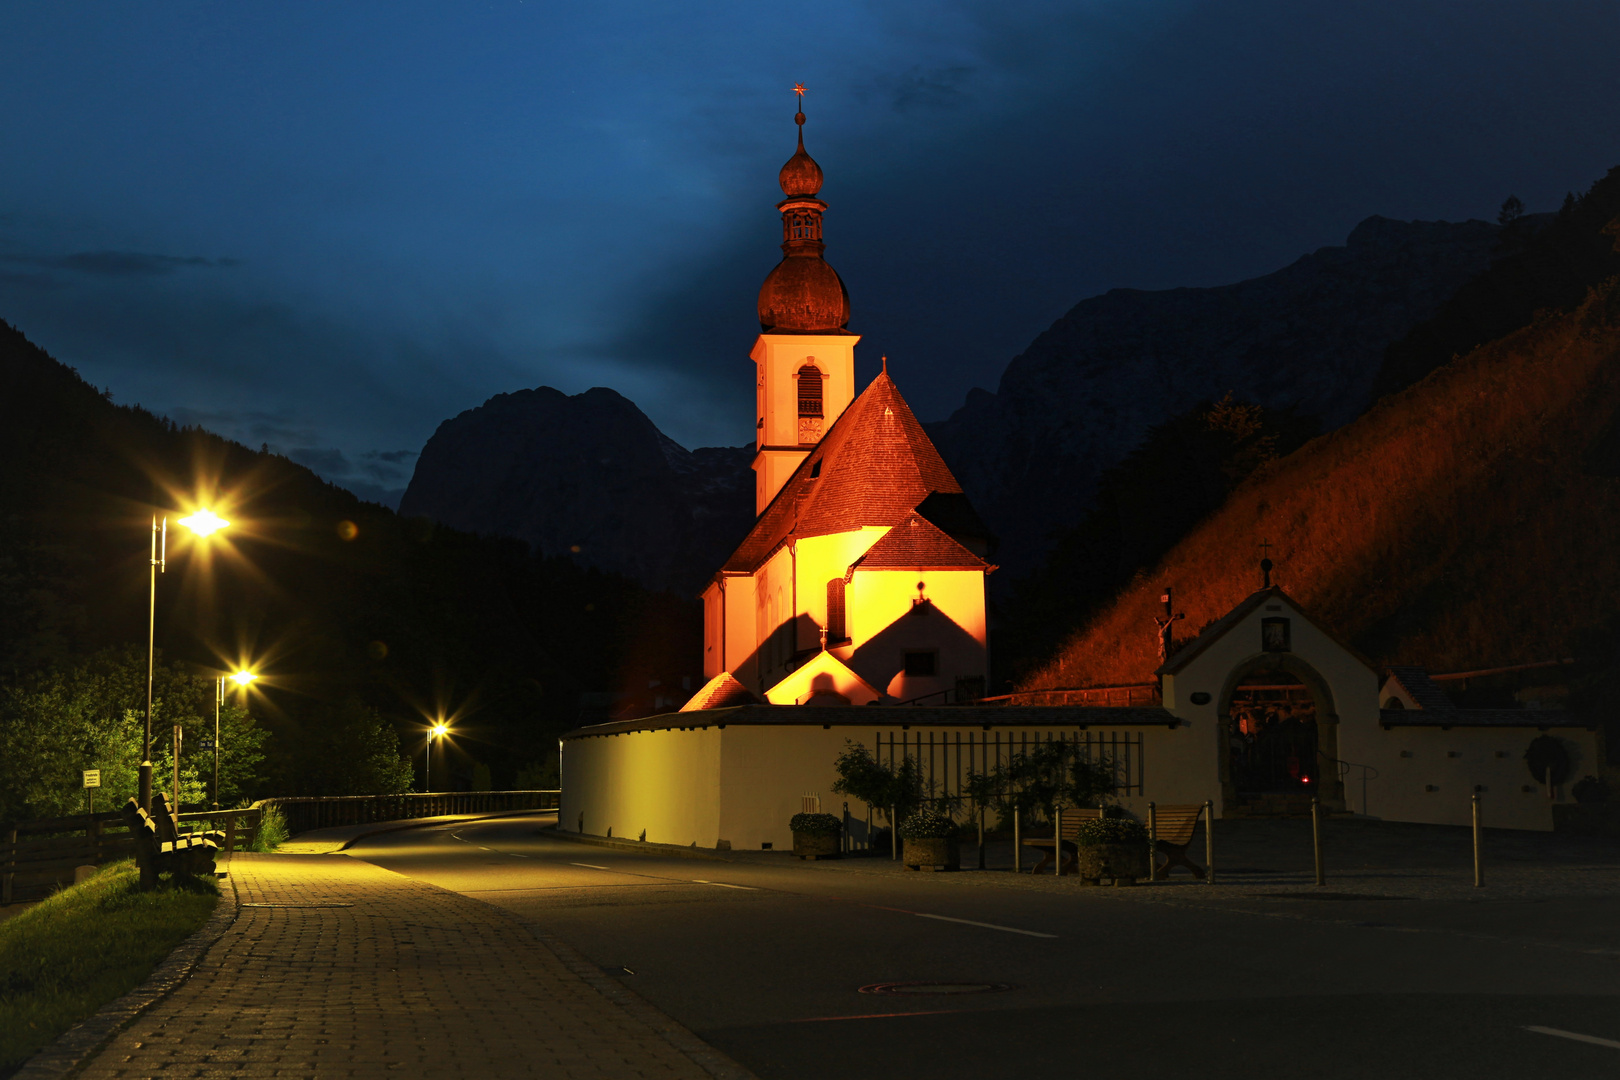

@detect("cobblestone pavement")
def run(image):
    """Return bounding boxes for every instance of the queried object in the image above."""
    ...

[78,854,727,1079]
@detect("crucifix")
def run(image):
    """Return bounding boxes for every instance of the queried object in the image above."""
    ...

[1156,586,1185,666]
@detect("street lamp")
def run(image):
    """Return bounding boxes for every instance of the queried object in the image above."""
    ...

[140,508,230,812]
[426,721,449,792]
[214,669,257,810]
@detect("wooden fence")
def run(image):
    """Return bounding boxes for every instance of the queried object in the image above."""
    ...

[0,806,261,904]
[2,791,560,904]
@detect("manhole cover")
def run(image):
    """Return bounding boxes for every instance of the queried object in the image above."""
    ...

[859,982,1013,996]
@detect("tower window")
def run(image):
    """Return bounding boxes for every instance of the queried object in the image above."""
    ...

[797,365,823,417]
[826,578,846,642]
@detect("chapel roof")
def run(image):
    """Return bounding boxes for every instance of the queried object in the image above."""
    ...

[1155,585,1373,676]
[853,512,988,571]
[720,370,975,575]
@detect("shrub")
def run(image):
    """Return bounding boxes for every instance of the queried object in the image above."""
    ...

[250,804,288,852]
[1074,816,1148,846]
[789,812,842,837]
[899,808,958,840]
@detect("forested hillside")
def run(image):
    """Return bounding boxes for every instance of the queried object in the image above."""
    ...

[1021,213,1620,697]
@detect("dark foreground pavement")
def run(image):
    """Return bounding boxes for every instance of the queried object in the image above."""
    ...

[345,813,1620,1080]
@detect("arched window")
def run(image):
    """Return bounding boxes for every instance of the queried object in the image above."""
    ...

[797,364,824,444]
[826,578,846,643]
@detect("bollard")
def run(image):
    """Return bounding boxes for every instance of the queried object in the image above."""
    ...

[1148,802,1157,883]
[1013,812,1022,873]
[842,801,849,855]
[890,805,897,861]
[1472,789,1484,888]
[978,807,986,870]
[1204,800,1215,886]
[1053,807,1063,876]
[1311,796,1324,886]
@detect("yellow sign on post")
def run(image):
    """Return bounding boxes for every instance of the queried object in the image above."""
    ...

[83,770,100,788]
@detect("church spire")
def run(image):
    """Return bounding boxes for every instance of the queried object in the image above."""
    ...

[757,87,849,333]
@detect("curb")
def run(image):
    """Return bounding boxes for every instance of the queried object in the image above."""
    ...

[526,925,759,1080]
[13,870,241,1079]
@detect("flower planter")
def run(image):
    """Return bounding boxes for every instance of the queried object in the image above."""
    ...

[792,831,841,859]
[1075,842,1150,886]
[903,836,959,871]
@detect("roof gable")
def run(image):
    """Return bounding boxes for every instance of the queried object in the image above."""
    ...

[679,671,762,712]
[1157,586,1373,676]
[763,650,881,706]
[1383,667,1456,711]
[854,513,988,570]
[722,372,973,574]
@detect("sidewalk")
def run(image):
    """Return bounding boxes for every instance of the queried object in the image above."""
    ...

[76,854,746,1079]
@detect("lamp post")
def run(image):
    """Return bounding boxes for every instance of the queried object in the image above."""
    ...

[426,722,449,792]
[140,508,229,812]
[215,670,257,810]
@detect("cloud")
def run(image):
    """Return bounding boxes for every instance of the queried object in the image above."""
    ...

[1,250,241,277]
[865,65,978,113]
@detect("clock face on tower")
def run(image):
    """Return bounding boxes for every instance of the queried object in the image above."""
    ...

[798,415,823,443]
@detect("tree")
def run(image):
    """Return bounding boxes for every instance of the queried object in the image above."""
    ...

[289,698,415,796]
[1498,195,1525,226]
[829,740,924,827]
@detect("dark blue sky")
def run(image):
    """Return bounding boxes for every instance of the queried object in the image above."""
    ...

[3,3,1619,504]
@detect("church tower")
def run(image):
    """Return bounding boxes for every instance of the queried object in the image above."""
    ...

[751,102,860,514]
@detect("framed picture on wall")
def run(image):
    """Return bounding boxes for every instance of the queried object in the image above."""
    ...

[1262,617,1291,653]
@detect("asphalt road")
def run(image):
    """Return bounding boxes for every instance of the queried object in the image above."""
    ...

[345,813,1620,1079]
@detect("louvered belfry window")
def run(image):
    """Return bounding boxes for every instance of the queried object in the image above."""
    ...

[826,578,846,642]
[798,364,824,443]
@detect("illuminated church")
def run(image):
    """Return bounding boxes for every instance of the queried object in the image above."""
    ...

[689,106,994,709]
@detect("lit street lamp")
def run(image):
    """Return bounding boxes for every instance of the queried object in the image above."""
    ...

[214,669,257,810]
[140,508,230,812]
[426,721,449,792]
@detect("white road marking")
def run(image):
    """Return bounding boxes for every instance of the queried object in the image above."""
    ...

[571,862,611,870]
[1525,1026,1620,1050]
[509,853,529,858]
[690,879,758,890]
[914,913,1058,939]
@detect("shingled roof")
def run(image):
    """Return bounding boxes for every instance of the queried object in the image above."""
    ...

[679,672,761,712]
[1384,666,1457,710]
[721,371,976,574]
[853,512,988,570]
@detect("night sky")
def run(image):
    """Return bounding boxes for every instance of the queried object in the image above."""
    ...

[3,3,1618,505]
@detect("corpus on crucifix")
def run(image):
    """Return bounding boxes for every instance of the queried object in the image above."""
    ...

[1156,585,1185,666]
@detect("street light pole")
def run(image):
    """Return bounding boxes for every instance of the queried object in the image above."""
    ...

[214,677,222,811]
[141,516,166,812]
[426,722,449,792]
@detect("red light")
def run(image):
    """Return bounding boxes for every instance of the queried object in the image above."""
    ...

[1302,776,1312,784]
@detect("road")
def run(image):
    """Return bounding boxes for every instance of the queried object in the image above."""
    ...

[344,813,1620,1079]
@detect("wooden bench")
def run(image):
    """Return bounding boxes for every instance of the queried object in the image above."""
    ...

[120,798,218,890]
[1020,809,1103,874]
[1148,803,1206,880]
[151,793,227,848]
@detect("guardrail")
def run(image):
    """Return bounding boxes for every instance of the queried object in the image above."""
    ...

[254,790,560,837]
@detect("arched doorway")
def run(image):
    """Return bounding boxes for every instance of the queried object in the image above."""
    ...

[1217,655,1344,814]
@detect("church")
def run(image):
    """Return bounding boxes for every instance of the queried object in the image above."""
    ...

[557,103,1602,852]
[692,103,993,710]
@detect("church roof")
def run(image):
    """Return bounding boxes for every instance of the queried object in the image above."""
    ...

[720,371,975,574]
[679,672,761,712]
[853,512,988,570]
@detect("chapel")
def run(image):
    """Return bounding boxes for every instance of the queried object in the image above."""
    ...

[690,104,995,708]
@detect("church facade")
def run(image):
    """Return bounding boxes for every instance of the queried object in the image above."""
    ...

[693,106,994,708]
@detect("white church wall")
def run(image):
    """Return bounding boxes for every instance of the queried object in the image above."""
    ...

[847,569,987,701]
[795,527,890,640]
[1339,725,1598,831]
[560,727,722,847]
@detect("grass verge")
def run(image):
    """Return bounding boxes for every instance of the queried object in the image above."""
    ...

[248,804,288,851]
[0,860,217,1076]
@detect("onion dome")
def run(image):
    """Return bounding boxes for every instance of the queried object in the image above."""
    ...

[779,112,823,197]
[758,106,850,333]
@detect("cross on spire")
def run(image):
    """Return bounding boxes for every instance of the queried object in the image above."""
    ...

[1260,539,1274,589]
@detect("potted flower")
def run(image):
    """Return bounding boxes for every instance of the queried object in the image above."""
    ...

[790,812,843,859]
[900,808,959,871]
[1072,815,1150,885]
